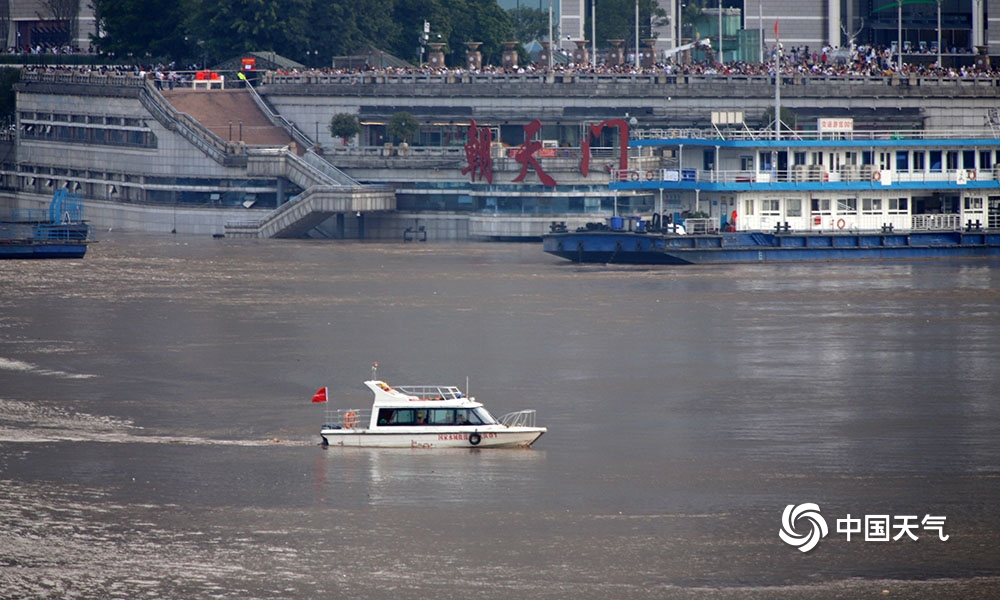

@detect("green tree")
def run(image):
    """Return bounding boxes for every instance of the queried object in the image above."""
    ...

[446,0,512,66]
[329,113,360,145]
[184,0,310,66]
[592,0,666,52]
[508,6,548,43]
[90,0,190,62]
[387,111,420,144]
[0,67,20,125]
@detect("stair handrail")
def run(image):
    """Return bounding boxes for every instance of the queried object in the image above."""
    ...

[138,79,244,166]
[244,81,360,186]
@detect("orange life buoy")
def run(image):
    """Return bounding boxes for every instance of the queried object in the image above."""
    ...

[872,170,882,182]
[645,170,655,181]
[837,218,846,230]
[968,169,977,181]
[630,171,640,181]
[344,411,358,428]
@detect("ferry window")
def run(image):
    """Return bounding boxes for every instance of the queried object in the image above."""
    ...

[844,151,858,166]
[786,199,802,217]
[965,197,983,210]
[837,198,857,214]
[428,409,454,425]
[762,199,780,215]
[862,151,874,165]
[888,198,908,213]
[742,199,754,216]
[811,198,831,214]
[912,152,925,171]
[455,409,484,425]
[946,151,959,170]
[929,151,942,172]
[895,151,909,172]
[378,408,415,425]
[810,152,823,167]
[879,152,891,170]
[979,151,992,170]
[793,152,806,166]
[740,155,754,170]
[862,198,883,213]
[963,150,976,170]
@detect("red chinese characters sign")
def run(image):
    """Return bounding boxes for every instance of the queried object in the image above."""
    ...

[462,118,493,183]
[462,118,630,187]
[512,119,556,187]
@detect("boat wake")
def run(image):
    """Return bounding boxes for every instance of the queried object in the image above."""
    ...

[0,356,98,380]
[0,398,310,446]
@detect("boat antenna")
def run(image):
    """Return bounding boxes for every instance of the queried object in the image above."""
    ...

[372,361,378,380]
[466,376,469,397]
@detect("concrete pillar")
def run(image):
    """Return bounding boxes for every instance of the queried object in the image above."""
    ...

[427,43,446,69]
[502,42,519,69]
[539,41,553,68]
[641,39,657,68]
[572,40,590,66]
[606,39,625,66]
[465,42,482,70]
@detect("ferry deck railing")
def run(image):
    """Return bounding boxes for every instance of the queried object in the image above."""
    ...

[323,408,371,430]
[615,167,1000,186]
[393,385,465,400]
[498,410,538,428]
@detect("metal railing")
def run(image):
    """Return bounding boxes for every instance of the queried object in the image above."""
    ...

[322,408,371,430]
[498,410,538,428]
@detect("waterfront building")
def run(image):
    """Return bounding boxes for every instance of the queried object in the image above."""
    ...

[5,65,1000,241]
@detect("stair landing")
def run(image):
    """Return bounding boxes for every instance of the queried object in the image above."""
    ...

[161,89,295,148]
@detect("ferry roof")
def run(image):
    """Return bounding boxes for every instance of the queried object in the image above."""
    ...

[364,380,482,407]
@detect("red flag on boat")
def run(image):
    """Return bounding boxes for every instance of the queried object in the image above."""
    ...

[312,387,328,403]
[774,19,779,41]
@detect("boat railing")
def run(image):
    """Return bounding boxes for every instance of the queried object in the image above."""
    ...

[323,408,371,430]
[393,385,465,400]
[618,167,1000,186]
[498,410,537,428]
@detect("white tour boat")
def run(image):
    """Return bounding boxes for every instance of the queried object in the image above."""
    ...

[313,368,546,448]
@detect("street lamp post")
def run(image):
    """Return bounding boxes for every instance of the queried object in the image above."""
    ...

[634,0,639,69]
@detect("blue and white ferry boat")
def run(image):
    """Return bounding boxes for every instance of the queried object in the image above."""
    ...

[543,114,1000,264]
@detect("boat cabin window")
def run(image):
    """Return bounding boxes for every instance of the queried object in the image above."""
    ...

[863,198,882,214]
[786,198,802,217]
[376,407,490,426]
[930,151,942,172]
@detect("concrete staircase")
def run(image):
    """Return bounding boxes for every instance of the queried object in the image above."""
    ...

[146,83,395,238]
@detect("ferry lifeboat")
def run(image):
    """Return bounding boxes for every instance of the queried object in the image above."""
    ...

[314,372,546,449]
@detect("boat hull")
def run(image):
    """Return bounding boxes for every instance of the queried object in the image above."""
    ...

[0,241,89,259]
[543,230,1000,264]
[320,427,545,449]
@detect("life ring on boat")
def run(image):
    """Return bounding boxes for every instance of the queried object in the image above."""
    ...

[629,171,639,181]
[967,169,977,181]
[343,411,358,429]
[645,170,656,181]
[871,170,882,182]
[837,218,846,230]
[468,432,482,446]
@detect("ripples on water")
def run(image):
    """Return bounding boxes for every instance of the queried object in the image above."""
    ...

[1,235,998,598]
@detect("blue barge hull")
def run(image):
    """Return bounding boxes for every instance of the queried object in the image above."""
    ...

[0,240,89,259]
[542,230,1000,264]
